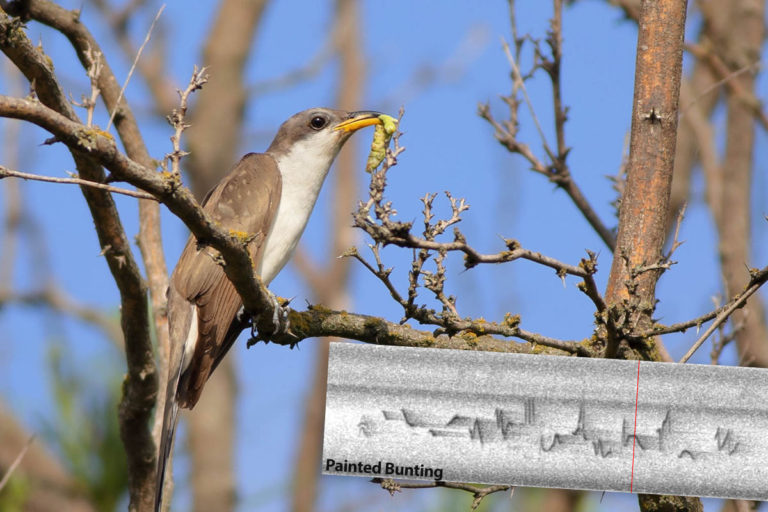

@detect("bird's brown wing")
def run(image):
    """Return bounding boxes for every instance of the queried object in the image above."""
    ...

[171,152,282,408]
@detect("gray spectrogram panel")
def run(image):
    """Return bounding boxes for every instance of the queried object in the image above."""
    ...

[321,343,768,500]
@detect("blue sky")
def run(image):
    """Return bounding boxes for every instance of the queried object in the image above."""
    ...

[1,1,767,511]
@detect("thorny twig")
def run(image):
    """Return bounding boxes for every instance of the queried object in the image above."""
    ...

[164,66,209,175]
[600,244,684,352]
[625,205,686,279]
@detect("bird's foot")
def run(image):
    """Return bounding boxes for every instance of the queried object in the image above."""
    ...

[268,292,293,335]
[246,292,298,347]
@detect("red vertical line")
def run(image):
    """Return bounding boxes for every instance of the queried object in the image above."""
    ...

[630,359,641,492]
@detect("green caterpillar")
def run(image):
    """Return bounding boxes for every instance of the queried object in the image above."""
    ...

[366,114,398,172]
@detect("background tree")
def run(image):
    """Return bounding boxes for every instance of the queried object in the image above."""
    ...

[0,1,766,512]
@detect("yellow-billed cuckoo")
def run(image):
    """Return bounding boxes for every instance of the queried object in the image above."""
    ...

[155,108,384,511]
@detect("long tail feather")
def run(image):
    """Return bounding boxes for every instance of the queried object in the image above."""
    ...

[154,359,183,512]
[155,308,190,512]
[157,290,197,511]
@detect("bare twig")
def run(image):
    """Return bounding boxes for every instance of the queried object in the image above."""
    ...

[685,42,768,132]
[89,0,177,116]
[679,266,768,363]
[479,4,617,251]
[0,165,156,200]
[163,66,208,175]
[80,46,102,127]
[0,434,35,491]
[352,126,604,316]
[663,203,686,262]
[643,304,728,337]
[105,4,165,131]
[679,61,760,118]
[500,37,555,161]
[345,246,590,355]
[546,0,567,167]
[710,313,741,366]
[354,163,589,277]
[577,250,606,312]
[373,478,513,511]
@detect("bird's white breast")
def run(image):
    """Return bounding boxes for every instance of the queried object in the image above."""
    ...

[258,137,339,284]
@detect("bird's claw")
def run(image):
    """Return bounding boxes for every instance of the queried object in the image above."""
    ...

[246,292,300,348]
[268,292,293,335]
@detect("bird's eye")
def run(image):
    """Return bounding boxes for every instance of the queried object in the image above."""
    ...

[309,115,327,130]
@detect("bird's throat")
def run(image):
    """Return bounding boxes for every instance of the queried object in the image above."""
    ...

[259,141,339,284]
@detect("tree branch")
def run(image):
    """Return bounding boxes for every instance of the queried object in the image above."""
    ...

[89,0,177,116]
[603,0,688,358]
[247,305,590,356]
[0,9,159,508]
[349,126,606,324]
[479,2,617,251]
[8,0,174,456]
[598,1,702,510]
[0,91,594,365]
[0,165,156,200]
[373,478,513,511]
[701,0,768,369]
[163,66,208,175]
[679,265,768,363]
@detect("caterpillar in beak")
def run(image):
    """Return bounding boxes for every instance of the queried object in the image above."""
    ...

[366,114,398,173]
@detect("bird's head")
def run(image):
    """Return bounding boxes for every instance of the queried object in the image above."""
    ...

[266,108,384,164]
